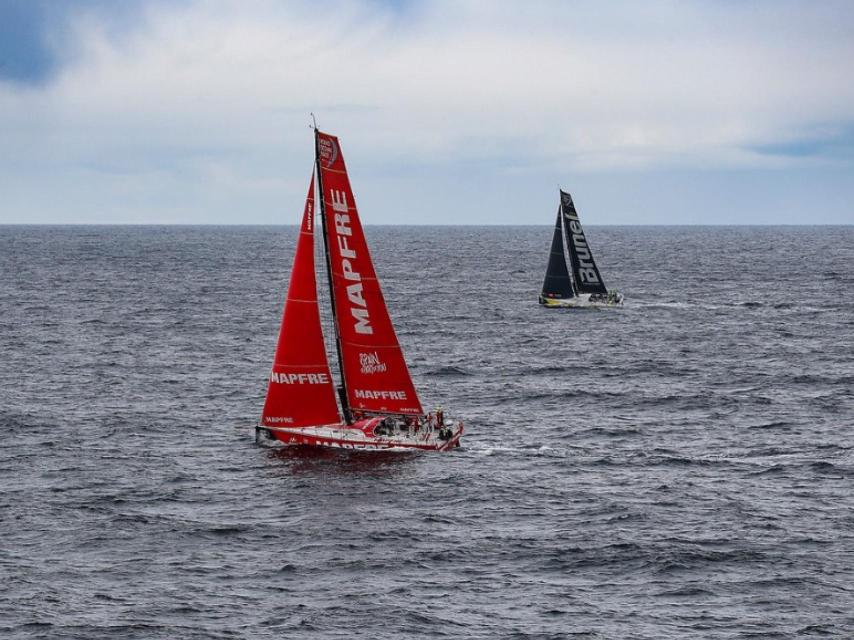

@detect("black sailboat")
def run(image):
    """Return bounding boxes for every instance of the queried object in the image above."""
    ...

[539,190,623,308]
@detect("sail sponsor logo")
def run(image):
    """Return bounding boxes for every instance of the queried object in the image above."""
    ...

[563,209,601,285]
[305,201,313,232]
[354,389,408,401]
[359,351,387,374]
[561,192,574,210]
[271,371,330,385]
[318,136,339,168]
[330,189,373,335]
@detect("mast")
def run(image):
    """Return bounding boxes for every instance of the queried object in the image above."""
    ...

[313,125,351,422]
[560,205,577,296]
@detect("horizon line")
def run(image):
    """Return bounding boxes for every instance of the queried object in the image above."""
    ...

[2,222,853,228]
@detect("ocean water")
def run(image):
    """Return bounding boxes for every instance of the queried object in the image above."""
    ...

[2,224,853,639]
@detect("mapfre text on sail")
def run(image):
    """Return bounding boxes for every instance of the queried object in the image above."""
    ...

[331,189,373,335]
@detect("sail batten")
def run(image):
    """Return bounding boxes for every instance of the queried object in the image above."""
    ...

[315,130,423,416]
[260,172,342,428]
[560,190,608,295]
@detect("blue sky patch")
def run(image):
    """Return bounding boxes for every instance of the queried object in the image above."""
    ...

[0,0,56,84]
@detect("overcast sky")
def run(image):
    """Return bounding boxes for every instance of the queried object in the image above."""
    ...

[1,0,852,224]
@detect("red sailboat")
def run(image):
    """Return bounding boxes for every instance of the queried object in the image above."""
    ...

[256,128,463,451]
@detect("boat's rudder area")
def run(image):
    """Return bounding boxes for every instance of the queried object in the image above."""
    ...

[590,290,624,307]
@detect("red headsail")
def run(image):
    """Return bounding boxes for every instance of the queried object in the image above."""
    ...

[315,131,423,416]
[261,173,342,428]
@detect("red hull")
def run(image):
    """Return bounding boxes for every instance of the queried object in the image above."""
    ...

[257,417,463,452]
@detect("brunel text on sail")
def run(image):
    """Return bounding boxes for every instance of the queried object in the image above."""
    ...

[564,213,601,285]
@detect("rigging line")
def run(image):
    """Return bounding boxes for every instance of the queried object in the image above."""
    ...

[270,364,335,369]
[342,342,406,349]
[329,273,379,282]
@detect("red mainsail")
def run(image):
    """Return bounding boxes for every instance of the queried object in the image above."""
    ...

[315,131,423,416]
[260,173,342,428]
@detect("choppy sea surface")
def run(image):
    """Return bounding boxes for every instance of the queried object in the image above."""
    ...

[2,225,854,639]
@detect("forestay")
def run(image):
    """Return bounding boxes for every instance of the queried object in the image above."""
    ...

[260,173,342,428]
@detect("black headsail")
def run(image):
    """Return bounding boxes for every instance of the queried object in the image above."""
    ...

[540,207,575,301]
[560,190,608,295]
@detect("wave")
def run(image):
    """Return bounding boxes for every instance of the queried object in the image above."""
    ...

[425,365,475,377]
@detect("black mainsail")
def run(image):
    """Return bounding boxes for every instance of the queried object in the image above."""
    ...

[560,190,608,296]
[540,208,575,302]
